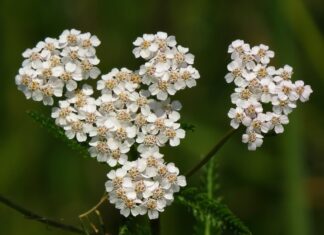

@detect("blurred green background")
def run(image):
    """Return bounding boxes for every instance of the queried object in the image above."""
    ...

[0,0,323,234]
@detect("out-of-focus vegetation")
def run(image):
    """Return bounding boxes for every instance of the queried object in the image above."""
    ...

[0,0,323,234]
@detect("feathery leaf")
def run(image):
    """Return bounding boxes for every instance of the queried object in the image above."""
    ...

[176,187,252,235]
[27,110,90,158]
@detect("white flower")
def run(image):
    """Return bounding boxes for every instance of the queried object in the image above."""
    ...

[15,67,38,99]
[276,80,298,101]
[64,118,92,142]
[247,113,270,133]
[51,100,77,126]
[78,32,101,57]
[140,147,164,177]
[161,163,186,192]
[117,197,143,217]
[228,39,250,60]
[154,32,176,51]
[79,57,101,79]
[225,60,246,86]
[143,198,164,219]
[251,44,274,64]
[149,80,176,101]
[59,29,81,47]
[158,126,185,147]
[38,78,64,105]
[59,62,82,91]
[253,64,276,80]
[231,87,256,108]
[168,45,194,68]
[22,47,43,69]
[37,37,60,57]
[174,66,200,90]
[272,96,296,115]
[66,84,94,109]
[78,106,101,126]
[259,78,276,103]
[105,168,127,192]
[136,132,160,152]
[27,79,44,102]
[153,51,172,73]
[267,112,289,134]
[60,46,81,64]
[128,90,151,114]
[139,62,158,85]
[96,94,117,115]
[244,100,263,118]
[89,138,129,166]
[133,34,158,59]
[242,131,264,151]
[97,69,120,94]
[149,98,182,116]
[227,107,250,129]
[294,80,313,102]
[274,65,293,83]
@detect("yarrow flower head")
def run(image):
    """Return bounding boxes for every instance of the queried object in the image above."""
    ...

[105,154,186,219]
[225,39,312,150]
[15,30,199,219]
[16,29,101,106]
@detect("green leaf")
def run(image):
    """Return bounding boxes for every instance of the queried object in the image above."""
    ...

[181,122,195,132]
[118,223,129,235]
[118,218,151,235]
[204,158,222,234]
[27,110,90,158]
[176,187,252,235]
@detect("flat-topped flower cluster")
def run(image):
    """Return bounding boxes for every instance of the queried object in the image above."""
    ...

[15,30,200,219]
[225,40,312,150]
[105,147,186,219]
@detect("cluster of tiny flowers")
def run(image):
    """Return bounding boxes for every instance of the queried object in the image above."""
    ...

[15,29,101,105]
[15,30,198,219]
[105,147,186,219]
[225,40,312,150]
[134,32,200,100]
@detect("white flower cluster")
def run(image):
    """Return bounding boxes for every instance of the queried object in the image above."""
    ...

[15,29,101,105]
[105,147,186,219]
[15,30,198,219]
[225,40,312,150]
[134,32,200,100]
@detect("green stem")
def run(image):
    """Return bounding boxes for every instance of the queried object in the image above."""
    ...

[186,128,238,177]
[0,193,84,234]
[150,218,160,235]
[204,158,214,235]
[79,193,108,219]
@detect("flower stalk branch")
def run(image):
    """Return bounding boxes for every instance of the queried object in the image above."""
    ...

[79,193,108,219]
[0,193,84,234]
[186,128,238,177]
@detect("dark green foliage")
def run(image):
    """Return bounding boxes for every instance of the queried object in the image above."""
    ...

[176,187,252,235]
[180,122,195,132]
[198,158,223,235]
[118,218,151,235]
[27,110,90,158]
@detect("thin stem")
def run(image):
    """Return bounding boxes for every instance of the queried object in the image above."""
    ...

[79,193,108,219]
[0,193,84,234]
[186,128,238,177]
[95,210,107,235]
[150,218,160,235]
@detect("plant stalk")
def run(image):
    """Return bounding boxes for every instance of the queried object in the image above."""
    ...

[0,193,84,234]
[150,218,160,235]
[186,128,238,177]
